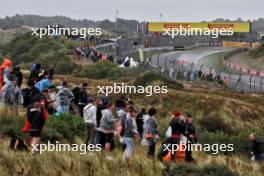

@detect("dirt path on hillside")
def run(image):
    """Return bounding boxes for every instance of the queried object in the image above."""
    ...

[69,54,93,65]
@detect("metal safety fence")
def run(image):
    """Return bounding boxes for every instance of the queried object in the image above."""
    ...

[147,53,264,93]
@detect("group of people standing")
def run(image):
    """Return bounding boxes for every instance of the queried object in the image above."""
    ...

[82,96,160,160]
[1,58,263,164]
[81,95,198,162]
[75,46,114,63]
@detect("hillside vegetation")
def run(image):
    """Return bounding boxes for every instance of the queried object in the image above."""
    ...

[0,33,264,176]
[0,26,31,45]
[0,33,148,79]
[1,72,264,175]
[227,44,264,71]
[0,33,79,74]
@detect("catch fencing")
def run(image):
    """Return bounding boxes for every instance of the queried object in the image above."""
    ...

[147,53,264,93]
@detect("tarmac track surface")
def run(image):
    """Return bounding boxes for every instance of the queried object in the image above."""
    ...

[150,47,264,93]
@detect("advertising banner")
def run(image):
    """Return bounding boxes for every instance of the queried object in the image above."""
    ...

[148,22,250,33]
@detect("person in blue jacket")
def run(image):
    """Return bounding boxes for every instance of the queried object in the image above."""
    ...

[35,76,53,92]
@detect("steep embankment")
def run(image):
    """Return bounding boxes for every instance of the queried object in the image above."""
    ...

[1,33,264,176]
[0,26,31,45]
[1,72,264,176]
[227,44,264,71]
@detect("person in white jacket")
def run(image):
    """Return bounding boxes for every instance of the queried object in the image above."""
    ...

[83,98,99,145]
[141,113,150,146]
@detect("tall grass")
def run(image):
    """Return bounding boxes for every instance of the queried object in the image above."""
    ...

[1,77,264,175]
[0,138,263,176]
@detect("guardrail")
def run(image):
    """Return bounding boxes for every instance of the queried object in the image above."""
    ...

[147,53,264,94]
[222,60,264,78]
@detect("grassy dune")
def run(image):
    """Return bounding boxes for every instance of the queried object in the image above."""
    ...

[226,44,264,71]
[197,52,236,74]
[1,74,264,175]
[0,137,263,176]
[228,51,264,71]
[1,34,264,175]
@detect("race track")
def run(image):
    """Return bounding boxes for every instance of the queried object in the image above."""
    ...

[150,47,264,93]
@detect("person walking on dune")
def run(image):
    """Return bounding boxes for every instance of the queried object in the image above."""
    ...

[122,108,139,160]
[97,103,118,159]
[145,107,159,157]
[83,98,100,145]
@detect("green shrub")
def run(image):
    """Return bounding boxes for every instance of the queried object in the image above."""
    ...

[0,108,24,138]
[134,72,184,90]
[0,33,77,75]
[198,128,264,155]
[41,127,64,143]
[117,66,148,79]
[37,50,78,75]
[198,115,235,135]
[45,114,86,142]
[0,108,85,142]
[250,43,264,58]
[74,61,121,79]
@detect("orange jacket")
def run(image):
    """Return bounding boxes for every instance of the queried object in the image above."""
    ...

[0,58,12,90]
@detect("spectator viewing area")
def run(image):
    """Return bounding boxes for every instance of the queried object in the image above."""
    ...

[0,0,264,176]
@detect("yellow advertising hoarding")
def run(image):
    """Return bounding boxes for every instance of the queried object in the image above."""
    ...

[148,22,250,33]
[223,42,261,49]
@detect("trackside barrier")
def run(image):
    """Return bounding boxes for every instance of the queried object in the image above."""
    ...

[222,60,264,78]
[148,53,264,93]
